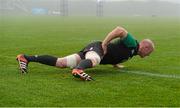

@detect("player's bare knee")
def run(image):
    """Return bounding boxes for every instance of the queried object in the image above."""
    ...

[90,58,99,67]
[56,54,81,68]
[56,58,67,68]
[85,51,101,67]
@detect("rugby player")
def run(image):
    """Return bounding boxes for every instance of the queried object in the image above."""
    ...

[16,26,154,81]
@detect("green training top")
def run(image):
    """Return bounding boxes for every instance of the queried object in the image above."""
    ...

[100,33,139,64]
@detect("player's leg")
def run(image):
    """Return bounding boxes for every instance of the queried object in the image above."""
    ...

[72,51,101,81]
[76,51,101,69]
[56,54,81,68]
[16,54,81,73]
[16,54,58,73]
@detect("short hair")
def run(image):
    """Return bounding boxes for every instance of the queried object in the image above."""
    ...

[143,39,155,50]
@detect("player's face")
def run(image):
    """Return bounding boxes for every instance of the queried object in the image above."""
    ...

[138,41,153,58]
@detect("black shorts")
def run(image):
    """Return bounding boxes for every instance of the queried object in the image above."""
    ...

[77,41,104,59]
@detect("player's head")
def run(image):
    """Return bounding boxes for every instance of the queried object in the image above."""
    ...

[138,39,154,58]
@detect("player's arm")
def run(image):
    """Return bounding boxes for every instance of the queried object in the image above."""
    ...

[102,26,128,54]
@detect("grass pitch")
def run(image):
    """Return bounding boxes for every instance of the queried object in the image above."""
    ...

[0,16,180,107]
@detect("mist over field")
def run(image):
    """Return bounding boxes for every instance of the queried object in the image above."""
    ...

[0,0,180,16]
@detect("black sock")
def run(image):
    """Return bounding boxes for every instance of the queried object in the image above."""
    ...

[75,59,93,70]
[24,55,58,66]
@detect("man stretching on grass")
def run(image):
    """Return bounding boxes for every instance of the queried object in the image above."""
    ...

[16,26,154,81]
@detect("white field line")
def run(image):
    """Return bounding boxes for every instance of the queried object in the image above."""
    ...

[120,70,180,79]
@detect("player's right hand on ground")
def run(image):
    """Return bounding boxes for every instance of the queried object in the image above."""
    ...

[113,64,125,69]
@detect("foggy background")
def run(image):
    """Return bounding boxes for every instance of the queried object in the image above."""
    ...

[0,0,180,16]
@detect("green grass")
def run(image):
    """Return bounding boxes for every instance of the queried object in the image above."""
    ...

[0,16,180,107]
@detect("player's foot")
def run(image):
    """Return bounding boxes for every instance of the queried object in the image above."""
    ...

[16,54,29,73]
[72,69,93,81]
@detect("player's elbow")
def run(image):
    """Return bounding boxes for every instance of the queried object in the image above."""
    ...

[115,26,128,37]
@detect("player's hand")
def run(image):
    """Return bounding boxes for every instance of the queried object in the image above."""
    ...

[102,43,107,55]
[113,64,125,69]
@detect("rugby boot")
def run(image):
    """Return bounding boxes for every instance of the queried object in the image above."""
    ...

[16,54,29,73]
[72,69,93,81]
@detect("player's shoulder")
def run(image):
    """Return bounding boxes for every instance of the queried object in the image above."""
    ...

[121,33,138,48]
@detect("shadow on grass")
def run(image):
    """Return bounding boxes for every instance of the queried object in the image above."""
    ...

[27,64,156,79]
